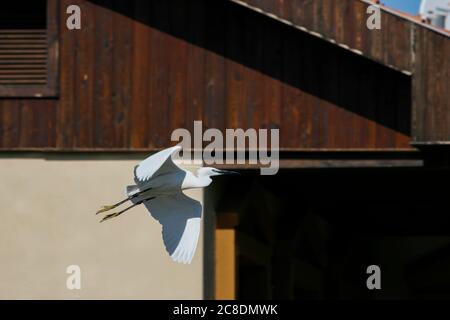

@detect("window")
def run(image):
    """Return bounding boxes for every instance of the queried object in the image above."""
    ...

[0,0,59,97]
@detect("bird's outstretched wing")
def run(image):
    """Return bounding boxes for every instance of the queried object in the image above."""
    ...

[134,145,182,182]
[143,192,202,264]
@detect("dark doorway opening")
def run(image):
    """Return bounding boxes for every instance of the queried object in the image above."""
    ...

[212,167,450,299]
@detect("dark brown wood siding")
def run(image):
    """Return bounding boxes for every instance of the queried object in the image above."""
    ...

[231,0,414,73]
[231,0,450,147]
[0,0,414,150]
[412,26,450,143]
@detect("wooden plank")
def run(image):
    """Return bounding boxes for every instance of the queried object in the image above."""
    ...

[186,0,206,128]
[215,212,239,300]
[203,0,227,130]
[93,0,114,148]
[215,159,424,169]
[128,1,150,149]
[215,229,236,300]
[56,0,76,147]
[281,24,301,149]
[73,0,95,148]
[412,26,450,143]
[0,100,20,148]
[0,70,46,74]
[226,4,247,129]
[167,0,188,141]
[244,10,264,130]
[45,0,59,96]
[0,59,46,64]
[111,0,133,148]
[0,74,46,79]
[262,10,282,134]
[4,99,55,149]
[147,0,170,148]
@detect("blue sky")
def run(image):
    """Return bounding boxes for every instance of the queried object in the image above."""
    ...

[382,0,421,14]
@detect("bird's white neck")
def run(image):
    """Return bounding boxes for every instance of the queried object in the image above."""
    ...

[195,175,212,188]
[195,169,215,187]
[181,171,212,190]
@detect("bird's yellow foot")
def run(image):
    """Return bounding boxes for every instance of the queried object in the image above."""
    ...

[100,212,121,223]
[96,205,116,215]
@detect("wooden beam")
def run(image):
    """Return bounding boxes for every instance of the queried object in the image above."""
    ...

[215,213,239,300]
[215,159,424,169]
[215,229,236,300]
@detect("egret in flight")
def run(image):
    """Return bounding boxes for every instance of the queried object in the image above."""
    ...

[96,145,239,264]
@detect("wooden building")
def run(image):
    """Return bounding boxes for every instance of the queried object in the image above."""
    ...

[0,0,449,299]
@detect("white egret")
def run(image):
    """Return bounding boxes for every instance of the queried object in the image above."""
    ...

[96,145,239,264]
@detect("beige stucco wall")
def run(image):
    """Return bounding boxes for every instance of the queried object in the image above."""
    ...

[0,154,203,299]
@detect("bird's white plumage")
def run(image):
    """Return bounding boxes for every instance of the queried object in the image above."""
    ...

[134,145,182,182]
[100,146,236,265]
[143,192,202,264]
[133,145,203,264]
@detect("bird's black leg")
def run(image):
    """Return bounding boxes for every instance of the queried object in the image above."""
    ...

[100,201,142,222]
[95,186,153,215]
[95,198,129,215]
[99,196,156,223]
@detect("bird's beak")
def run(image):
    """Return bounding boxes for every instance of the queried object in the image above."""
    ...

[216,169,240,175]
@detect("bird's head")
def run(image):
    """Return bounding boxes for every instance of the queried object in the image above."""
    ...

[196,167,240,178]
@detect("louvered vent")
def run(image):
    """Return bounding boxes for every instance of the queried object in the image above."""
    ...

[0,1,47,85]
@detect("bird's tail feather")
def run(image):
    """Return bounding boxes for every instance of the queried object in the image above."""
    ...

[125,185,140,197]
